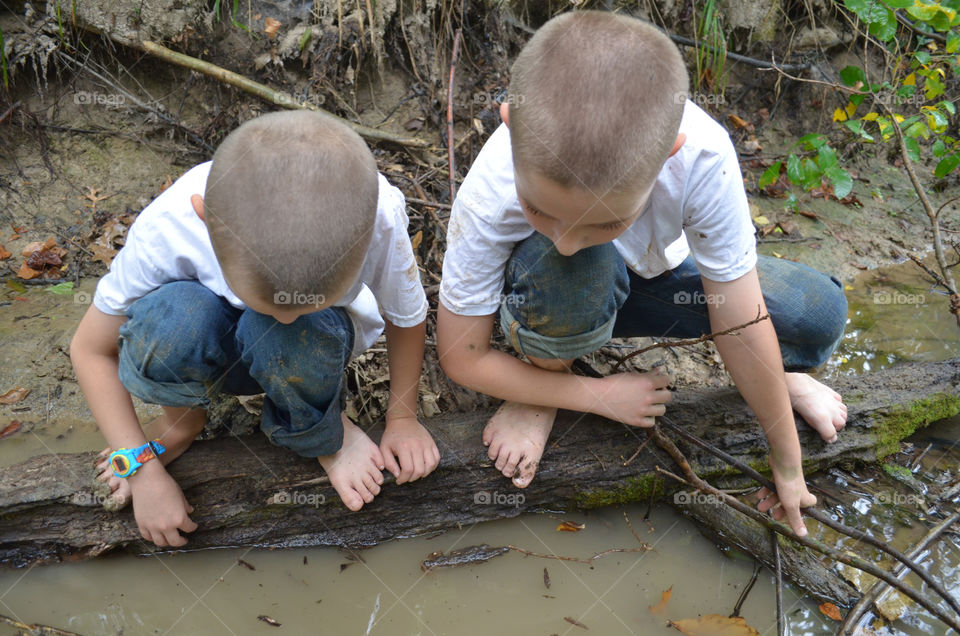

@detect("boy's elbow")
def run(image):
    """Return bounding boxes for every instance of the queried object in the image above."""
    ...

[437,344,473,387]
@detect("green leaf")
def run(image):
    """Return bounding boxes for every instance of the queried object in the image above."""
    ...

[947,32,960,53]
[907,3,940,22]
[905,120,930,139]
[869,8,898,41]
[845,119,876,141]
[840,65,867,86]
[825,165,853,199]
[5,280,26,294]
[904,135,922,161]
[914,50,932,65]
[818,144,839,169]
[785,193,799,211]
[935,154,960,178]
[802,158,822,190]
[933,139,947,156]
[298,27,313,52]
[939,99,956,115]
[850,93,866,107]
[925,75,945,100]
[885,0,912,7]
[44,281,75,295]
[787,154,804,184]
[797,133,827,150]
[758,162,782,189]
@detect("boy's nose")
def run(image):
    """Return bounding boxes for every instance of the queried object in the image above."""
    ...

[552,229,582,256]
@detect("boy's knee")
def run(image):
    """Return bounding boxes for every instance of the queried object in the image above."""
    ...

[504,233,628,338]
[120,282,235,383]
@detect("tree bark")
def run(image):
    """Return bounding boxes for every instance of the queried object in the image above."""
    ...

[0,359,957,606]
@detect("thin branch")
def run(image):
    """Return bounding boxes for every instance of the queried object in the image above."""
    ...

[446,29,462,203]
[614,308,769,371]
[506,544,651,564]
[649,426,960,632]
[839,511,960,635]
[139,41,431,150]
[771,530,784,636]
[656,419,960,621]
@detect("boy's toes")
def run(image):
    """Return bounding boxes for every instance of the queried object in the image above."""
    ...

[362,474,381,497]
[339,487,365,511]
[512,458,538,488]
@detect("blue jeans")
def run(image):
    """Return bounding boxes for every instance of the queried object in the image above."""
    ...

[117,281,354,457]
[499,233,847,371]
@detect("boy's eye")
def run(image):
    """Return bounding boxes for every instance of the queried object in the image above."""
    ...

[597,221,625,231]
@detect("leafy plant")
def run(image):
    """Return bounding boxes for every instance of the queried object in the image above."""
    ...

[691,0,728,98]
[758,135,854,199]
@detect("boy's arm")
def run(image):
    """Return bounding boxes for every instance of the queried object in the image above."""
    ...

[702,269,817,537]
[380,318,440,483]
[436,304,670,426]
[70,305,197,546]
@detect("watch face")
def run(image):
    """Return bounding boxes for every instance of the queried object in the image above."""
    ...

[111,455,131,475]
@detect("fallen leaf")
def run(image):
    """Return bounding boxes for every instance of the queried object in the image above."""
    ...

[556,520,585,532]
[563,616,588,630]
[264,17,281,38]
[728,114,752,130]
[160,175,174,192]
[776,220,799,235]
[0,245,10,260]
[742,137,762,154]
[403,117,425,131]
[17,261,42,280]
[751,215,770,227]
[668,614,760,635]
[257,615,281,627]
[0,388,30,405]
[798,210,819,220]
[237,559,256,570]
[0,421,22,440]
[21,238,56,257]
[648,585,672,614]
[819,602,842,621]
[875,589,911,622]
[543,567,551,589]
[410,230,423,251]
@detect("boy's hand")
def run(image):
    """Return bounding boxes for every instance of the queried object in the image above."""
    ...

[588,370,672,427]
[380,417,440,484]
[753,461,817,537]
[128,461,197,547]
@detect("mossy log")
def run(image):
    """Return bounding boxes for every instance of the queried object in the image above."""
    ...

[0,359,957,606]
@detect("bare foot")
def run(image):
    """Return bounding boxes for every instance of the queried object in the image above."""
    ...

[482,401,556,488]
[317,413,386,511]
[94,407,206,510]
[785,373,848,443]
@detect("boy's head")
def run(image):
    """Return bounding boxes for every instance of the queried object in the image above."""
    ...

[201,110,378,323]
[504,11,688,255]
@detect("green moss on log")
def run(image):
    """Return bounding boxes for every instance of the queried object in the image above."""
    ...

[576,474,664,508]
[874,393,960,459]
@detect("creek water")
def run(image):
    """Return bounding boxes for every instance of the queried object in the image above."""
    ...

[0,262,958,636]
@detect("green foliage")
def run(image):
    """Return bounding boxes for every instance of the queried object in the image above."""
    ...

[836,0,960,179]
[212,0,251,33]
[0,27,7,90]
[757,135,854,199]
[692,0,727,99]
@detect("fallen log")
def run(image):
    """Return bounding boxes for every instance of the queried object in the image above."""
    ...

[0,359,957,603]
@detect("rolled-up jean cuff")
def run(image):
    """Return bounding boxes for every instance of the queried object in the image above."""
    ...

[499,303,617,360]
[260,387,345,458]
[117,345,213,408]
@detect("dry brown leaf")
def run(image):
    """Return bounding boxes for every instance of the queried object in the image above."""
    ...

[556,520,585,532]
[819,602,843,621]
[563,616,588,630]
[17,261,42,280]
[648,585,672,615]
[727,114,753,131]
[264,17,281,38]
[668,614,760,636]
[0,388,29,405]
[0,245,10,260]
[21,237,56,257]
[160,175,174,192]
[0,421,22,440]
[410,230,423,251]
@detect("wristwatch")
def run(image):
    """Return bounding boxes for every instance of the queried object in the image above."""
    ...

[108,439,166,478]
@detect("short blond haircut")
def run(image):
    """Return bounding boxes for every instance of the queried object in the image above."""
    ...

[204,111,378,309]
[508,11,688,194]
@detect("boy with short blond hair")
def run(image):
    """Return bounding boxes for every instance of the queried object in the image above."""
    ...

[438,11,848,537]
[71,111,439,548]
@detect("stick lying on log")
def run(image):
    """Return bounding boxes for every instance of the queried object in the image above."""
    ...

[0,359,957,605]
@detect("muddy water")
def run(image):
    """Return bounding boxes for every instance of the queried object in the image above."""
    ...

[0,264,958,635]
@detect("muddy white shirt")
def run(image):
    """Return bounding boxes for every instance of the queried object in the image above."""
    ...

[94,162,428,356]
[439,101,757,316]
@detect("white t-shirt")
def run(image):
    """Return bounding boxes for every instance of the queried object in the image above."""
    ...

[439,101,757,316]
[94,162,428,357]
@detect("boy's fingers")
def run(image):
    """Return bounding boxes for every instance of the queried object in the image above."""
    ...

[411,453,426,481]
[397,449,414,483]
[784,505,807,537]
[382,449,401,478]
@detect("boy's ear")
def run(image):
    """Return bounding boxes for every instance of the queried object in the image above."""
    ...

[500,102,510,128]
[668,133,687,157]
[190,194,205,221]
